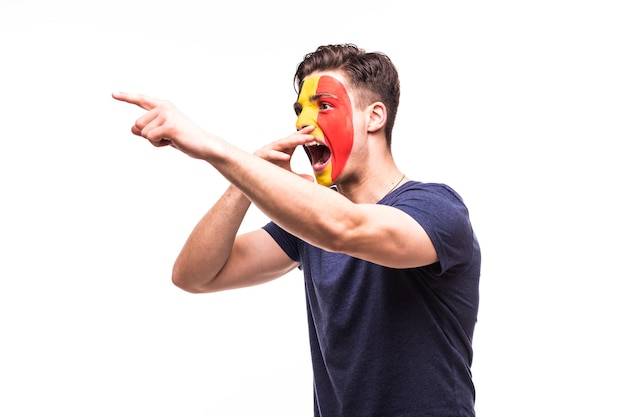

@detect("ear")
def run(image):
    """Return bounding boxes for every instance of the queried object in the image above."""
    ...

[367,102,387,133]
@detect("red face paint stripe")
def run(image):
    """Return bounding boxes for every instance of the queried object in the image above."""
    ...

[316,76,354,182]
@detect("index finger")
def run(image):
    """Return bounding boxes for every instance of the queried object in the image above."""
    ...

[112,91,162,111]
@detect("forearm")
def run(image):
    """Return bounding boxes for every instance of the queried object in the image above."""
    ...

[172,184,251,292]
[209,143,349,252]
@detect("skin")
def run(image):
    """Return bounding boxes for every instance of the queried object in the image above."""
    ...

[295,75,354,186]
[112,70,437,293]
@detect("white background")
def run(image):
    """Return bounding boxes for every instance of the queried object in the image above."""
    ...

[1,1,624,416]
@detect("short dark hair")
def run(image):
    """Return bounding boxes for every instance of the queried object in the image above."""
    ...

[294,44,401,145]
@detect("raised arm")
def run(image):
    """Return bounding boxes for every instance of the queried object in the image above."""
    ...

[113,92,437,270]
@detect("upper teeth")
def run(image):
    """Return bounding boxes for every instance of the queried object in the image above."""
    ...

[305,141,322,147]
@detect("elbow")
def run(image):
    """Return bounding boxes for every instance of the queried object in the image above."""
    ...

[171,261,212,294]
[171,267,197,293]
[171,275,201,294]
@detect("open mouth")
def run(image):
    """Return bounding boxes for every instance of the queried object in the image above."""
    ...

[303,141,331,171]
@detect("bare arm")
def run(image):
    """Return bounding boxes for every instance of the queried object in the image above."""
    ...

[113,92,436,270]
[172,185,297,293]
[216,152,436,268]
[172,186,250,286]
[171,136,308,293]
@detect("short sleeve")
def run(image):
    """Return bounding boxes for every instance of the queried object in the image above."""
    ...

[262,221,301,263]
[390,183,475,274]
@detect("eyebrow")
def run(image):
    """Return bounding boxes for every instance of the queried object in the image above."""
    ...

[310,93,336,102]
[293,92,338,112]
[293,93,336,107]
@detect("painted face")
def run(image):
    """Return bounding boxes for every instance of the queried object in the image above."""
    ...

[295,75,354,186]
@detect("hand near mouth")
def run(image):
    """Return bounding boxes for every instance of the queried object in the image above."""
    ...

[254,126,316,182]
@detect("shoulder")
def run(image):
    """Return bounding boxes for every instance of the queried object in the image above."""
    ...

[385,181,469,213]
[388,181,478,269]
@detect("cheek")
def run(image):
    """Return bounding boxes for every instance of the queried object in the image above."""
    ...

[318,110,353,180]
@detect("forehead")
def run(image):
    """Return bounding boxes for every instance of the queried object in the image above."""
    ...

[299,70,352,96]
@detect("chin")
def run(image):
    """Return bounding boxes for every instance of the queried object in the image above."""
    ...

[313,164,334,187]
[314,171,333,187]
[315,177,333,187]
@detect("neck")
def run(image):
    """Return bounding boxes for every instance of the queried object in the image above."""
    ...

[333,131,407,203]
[335,161,405,204]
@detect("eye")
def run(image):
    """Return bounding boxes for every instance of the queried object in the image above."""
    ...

[319,102,333,111]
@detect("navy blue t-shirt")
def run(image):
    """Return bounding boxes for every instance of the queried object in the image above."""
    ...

[262,181,481,417]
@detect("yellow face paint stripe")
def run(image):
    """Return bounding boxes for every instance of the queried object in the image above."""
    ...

[297,76,323,140]
[296,76,333,186]
[316,163,333,187]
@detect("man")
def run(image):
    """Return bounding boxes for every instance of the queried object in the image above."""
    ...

[114,44,481,417]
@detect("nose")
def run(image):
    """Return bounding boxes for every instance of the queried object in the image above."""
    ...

[296,106,317,131]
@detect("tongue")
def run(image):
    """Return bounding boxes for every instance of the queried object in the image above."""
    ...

[319,148,331,164]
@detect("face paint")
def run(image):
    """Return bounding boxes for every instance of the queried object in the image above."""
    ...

[296,75,354,186]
